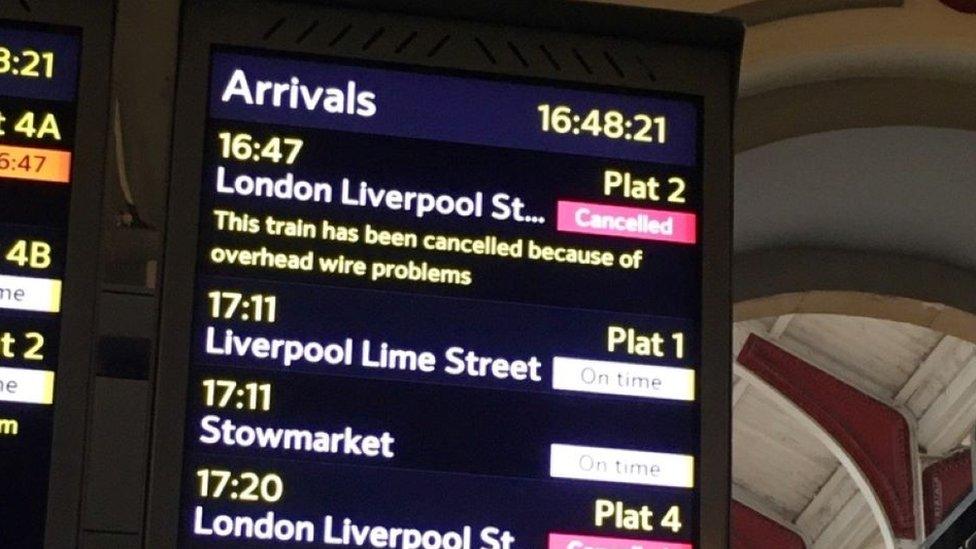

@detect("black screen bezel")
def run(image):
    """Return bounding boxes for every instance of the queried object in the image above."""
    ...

[148,2,739,547]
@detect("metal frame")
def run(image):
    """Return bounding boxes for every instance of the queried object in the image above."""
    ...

[0,1,115,547]
[146,1,742,547]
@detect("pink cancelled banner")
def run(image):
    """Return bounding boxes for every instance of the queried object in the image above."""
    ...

[556,201,697,244]
[548,532,694,549]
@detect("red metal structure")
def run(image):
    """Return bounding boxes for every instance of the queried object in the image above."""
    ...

[738,335,917,540]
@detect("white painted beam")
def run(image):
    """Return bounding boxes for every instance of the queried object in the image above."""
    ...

[733,483,814,548]
[734,359,898,549]
[812,492,878,549]
[732,320,766,356]
[917,354,976,455]
[897,336,953,405]
[896,336,975,413]
[732,377,750,407]
[909,414,926,546]
[796,465,858,540]
[769,313,796,339]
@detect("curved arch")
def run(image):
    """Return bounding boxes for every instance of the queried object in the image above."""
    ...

[733,248,976,344]
[735,78,976,152]
[738,2,976,95]
[728,0,976,151]
[721,0,903,27]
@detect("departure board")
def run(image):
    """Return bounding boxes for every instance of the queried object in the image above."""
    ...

[172,47,706,548]
[0,22,80,546]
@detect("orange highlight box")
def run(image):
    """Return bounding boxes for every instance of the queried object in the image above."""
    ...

[0,145,72,184]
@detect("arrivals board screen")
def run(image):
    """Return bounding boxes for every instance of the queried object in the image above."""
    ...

[0,21,80,546]
[177,46,707,548]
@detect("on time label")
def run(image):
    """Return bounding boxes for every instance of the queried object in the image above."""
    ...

[550,443,694,489]
[551,356,695,401]
[0,274,62,313]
